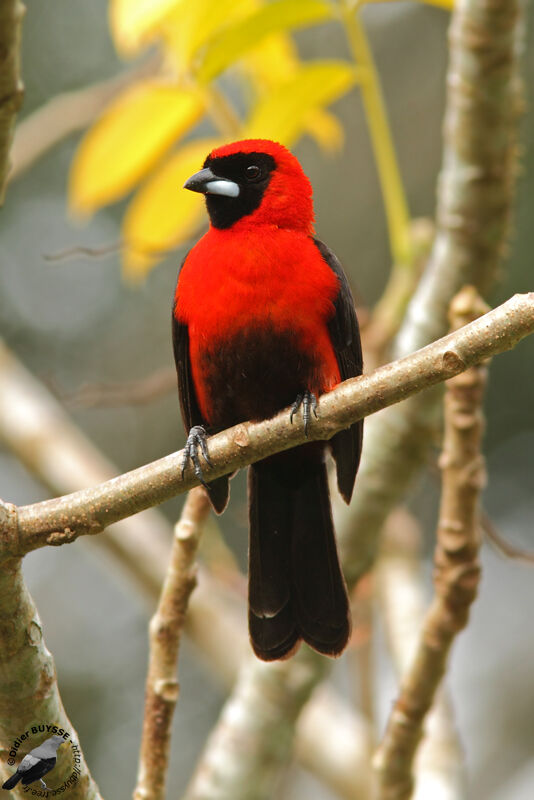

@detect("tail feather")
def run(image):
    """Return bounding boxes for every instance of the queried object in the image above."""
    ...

[248,464,298,661]
[290,460,351,655]
[248,453,350,661]
[2,772,22,789]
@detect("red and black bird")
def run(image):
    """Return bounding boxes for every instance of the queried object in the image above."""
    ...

[173,139,362,661]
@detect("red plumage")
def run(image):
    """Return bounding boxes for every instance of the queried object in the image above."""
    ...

[175,227,341,425]
[173,139,363,660]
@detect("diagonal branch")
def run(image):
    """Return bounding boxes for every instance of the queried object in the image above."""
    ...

[2,292,532,557]
[184,649,330,800]
[374,287,490,798]
[376,508,466,799]
[0,338,369,799]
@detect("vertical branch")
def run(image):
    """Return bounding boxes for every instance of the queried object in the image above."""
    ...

[0,0,24,203]
[133,488,210,800]
[395,0,522,357]
[340,0,523,585]
[0,506,103,799]
[374,287,490,800]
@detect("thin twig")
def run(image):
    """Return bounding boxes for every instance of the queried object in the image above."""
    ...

[134,488,211,800]
[2,292,532,556]
[481,510,534,565]
[43,241,122,262]
[56,366,176,409]
[374,286,490,799]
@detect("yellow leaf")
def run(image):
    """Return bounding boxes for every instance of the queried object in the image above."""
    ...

[162,0,254,71]
[69,81,204,216]
[122,138,221,280]
[109,0,183,54]
[245,61,359,146]
[417,0,453,9]
[195,0,334,84]
[304,108,344,153]
[242,32,299,92]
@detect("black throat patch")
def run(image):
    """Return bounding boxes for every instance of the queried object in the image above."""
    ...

[204,152,276,229]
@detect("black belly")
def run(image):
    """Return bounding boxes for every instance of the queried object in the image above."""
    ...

[199,325,320,431]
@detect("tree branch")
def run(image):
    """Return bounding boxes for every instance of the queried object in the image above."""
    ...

[0,514,102,798]
[184,649,330,800]
[133,488,210,800]
[223,1,525,791]
[339,0,523,585]
[0,0,24,203]
[0,338,368,799]
[376,508,466,799]
[374,287,490,799]
[2,292,531,557]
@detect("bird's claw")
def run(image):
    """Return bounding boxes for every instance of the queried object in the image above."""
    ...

[289,390,318,437]
[181,425,212,488]
[40,779,50,790]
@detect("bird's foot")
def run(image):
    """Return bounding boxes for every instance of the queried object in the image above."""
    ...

[181,425,212,488]
[289,390,318,437]
[40,779,50,790]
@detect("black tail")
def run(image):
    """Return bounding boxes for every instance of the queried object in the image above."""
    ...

[248,451,351,661]
[2,772,21,789]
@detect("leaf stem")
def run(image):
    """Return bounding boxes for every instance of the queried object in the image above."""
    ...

[201,83,243,140]
[338,0,412,267]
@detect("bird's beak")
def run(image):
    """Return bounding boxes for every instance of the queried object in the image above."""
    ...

[184,167,240,198]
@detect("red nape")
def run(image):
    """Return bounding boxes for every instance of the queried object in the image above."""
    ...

[208,139,315,235]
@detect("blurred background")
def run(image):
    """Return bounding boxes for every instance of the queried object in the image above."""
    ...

[1,1,534,798]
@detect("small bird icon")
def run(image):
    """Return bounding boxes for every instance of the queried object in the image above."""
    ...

[2,734,67,791]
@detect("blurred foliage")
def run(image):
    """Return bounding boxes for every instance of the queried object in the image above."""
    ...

[69,0,452,280]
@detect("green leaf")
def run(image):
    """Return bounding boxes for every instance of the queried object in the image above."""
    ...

[245,61,360,146]
[195,0,334,84]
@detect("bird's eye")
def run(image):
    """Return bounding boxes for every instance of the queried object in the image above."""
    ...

[245,164,262,181]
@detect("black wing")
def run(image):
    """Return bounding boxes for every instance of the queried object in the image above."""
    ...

[21,757,56,786]
[313,238,363,504]
[172,254,229,513]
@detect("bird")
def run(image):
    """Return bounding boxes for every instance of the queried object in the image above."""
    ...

[2,735,67,790]
[173,139,363,661]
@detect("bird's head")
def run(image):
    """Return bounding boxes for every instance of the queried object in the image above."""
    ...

[49,735,67,749]
[184,139,314,233]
